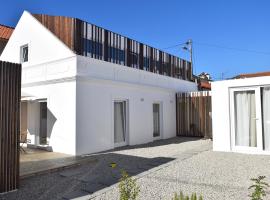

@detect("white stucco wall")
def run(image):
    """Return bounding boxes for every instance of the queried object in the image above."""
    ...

[1,10,198,155]
[0,10,78,155]
[22,81,77,155]
[75,56,197,155]
[212,76,270,153]
[21,57,77,155]
[0,11,75,65]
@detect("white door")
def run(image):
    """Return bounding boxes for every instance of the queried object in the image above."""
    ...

[153,103,161,140]
[114,101,128,147]
[230,87,263,152]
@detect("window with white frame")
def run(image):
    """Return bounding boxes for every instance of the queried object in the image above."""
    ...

[20,44,28,63]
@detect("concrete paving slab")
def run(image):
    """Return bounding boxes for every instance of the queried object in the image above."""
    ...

[62,190,89,200]
[82,183,104,194]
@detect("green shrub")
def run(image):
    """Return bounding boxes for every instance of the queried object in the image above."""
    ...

[119,170,140,200]
[249,176,269,200]
[172,191,203,200]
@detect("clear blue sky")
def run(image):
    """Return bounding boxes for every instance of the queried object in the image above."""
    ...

[1,0,269,80]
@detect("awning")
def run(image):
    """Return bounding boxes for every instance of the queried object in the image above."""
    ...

[21,91,38,101]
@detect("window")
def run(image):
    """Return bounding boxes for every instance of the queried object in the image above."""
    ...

[20,45,28,63]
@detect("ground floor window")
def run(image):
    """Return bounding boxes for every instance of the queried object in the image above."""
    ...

[230,86,270,152]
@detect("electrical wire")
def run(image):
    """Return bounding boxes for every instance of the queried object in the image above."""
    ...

[162,41,270,55]
[194,42,270,55]
[161,42,187,50]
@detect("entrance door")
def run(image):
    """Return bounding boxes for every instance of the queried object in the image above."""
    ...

[230,87,263,152]
[20,102,28,140]
[39,102,47,145]
[153,103,161,139]
[114,101,127,147]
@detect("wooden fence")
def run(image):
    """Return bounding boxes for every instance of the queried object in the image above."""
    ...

[176,91,212,138]
[0,61,21,193]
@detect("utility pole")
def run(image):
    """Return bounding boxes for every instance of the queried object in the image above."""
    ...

[188,39,193,79]
[183,39,193,80]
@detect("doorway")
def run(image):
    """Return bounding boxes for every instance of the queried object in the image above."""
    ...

[153,103,161,140]
[20,102,28,140]
[39,102,47,145]
[114,101,128,147]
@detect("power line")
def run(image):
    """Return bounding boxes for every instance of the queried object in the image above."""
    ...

[194,42,270,55]
[162,41,270,55]
[162,42,187,50]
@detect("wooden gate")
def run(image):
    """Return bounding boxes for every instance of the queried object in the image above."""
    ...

[0,61,21,193]
[176,91,212,138]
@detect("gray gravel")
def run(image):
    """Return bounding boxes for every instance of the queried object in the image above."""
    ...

[1,137,270,200]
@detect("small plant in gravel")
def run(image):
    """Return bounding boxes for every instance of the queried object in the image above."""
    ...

[119,170,140,200]
[172,191,203,200]
[249,176,269,200]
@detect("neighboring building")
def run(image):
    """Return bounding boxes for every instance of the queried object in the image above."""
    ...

[0,11,197,155]
[0,24,13,55]
[212,73,270,154]
[195,72,212,91]
[233,71,270,79]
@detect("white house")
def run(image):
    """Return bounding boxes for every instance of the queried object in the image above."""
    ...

[0,11,197,155]
[212,75,270,154]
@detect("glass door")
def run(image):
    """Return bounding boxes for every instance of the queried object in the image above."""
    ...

[39,102,47,145]
[114,101,127,147]
[262,87,270,151]
[230,87,263,152]
[153,103,161,140]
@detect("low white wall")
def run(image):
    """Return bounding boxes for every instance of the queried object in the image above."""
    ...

[75,56,197,155]
[212,76,270,152]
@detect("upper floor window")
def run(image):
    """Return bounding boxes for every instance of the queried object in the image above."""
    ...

[20,44,28,63]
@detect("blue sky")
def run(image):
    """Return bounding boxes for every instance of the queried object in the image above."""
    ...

[1,0,269,80]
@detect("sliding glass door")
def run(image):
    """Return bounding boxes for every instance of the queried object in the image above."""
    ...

[231,87,263,152]
[262,87,270,151]
[114,101,127,147]
[153,103,161,139]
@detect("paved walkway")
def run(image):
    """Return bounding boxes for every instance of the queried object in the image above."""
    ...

[20,148,97,178]
[1,137,270,200]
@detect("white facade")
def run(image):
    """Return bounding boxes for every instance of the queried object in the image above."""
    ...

[212,76,270,155]
[1,11,197,155]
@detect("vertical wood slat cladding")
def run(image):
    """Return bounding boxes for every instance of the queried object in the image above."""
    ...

[0,61,21,194]
[176,91,212,138]
[33,14,74,51]
[33,14,193,81]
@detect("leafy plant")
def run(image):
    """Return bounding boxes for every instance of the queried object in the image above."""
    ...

[119,170,140,200]
[172,191,203,200]
[249,176,269,200]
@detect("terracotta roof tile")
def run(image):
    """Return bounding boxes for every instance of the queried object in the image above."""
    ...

[234,71,270,79]
[0,24,14,40]
[199,81,211,90]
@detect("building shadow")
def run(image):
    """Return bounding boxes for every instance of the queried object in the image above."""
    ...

[3,137,208,200]
[98,136,203,153]
[5,152,176,200]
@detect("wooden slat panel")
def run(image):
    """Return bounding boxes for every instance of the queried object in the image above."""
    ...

[0,61,21,193]
[33,13,194,81]
[176,91,212,138]
[33,14,74,51]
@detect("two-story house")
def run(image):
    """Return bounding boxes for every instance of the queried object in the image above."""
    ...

[0,11,197,155]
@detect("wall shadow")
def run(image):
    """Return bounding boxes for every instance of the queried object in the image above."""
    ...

[13,153,176,200]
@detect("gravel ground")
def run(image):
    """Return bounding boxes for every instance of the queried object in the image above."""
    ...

[1,137,270,200]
